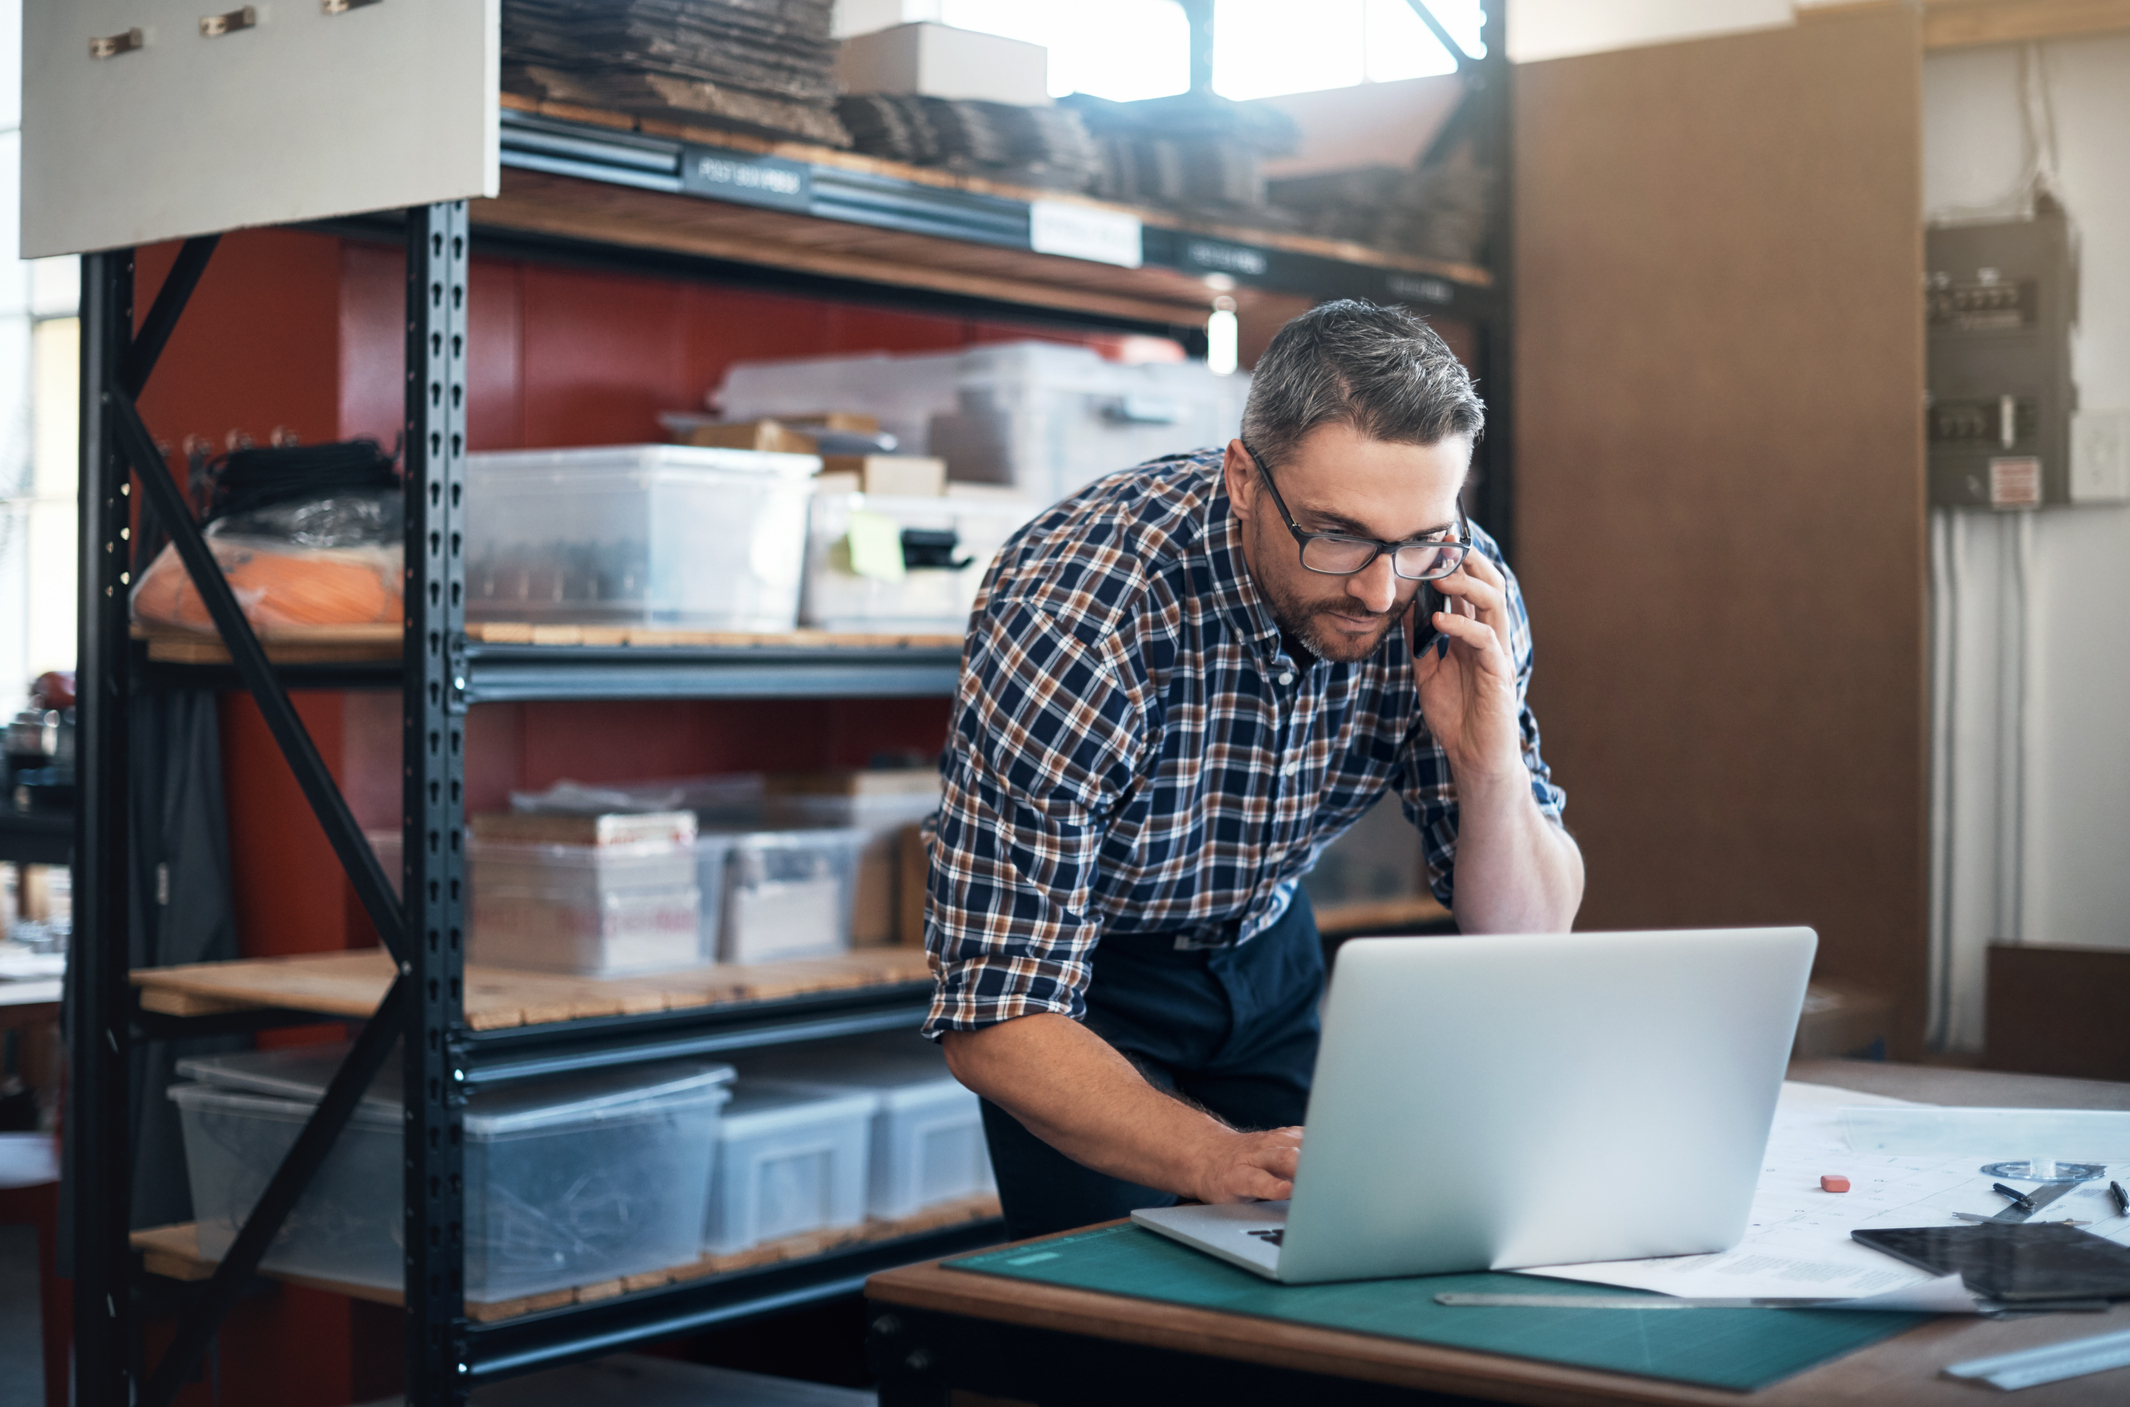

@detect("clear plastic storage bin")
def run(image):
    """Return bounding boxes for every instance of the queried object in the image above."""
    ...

[171,1046,732,1303]
[715,826,864,964]
[763,783,939,946]
[464,445,818,629]
[371,830,707,976]
[502,783,875,959]
[717,342,1250,507]
[737,1033,993,1219]
[800,489,1034,633]
[704,1082,875,1254]
[472,840,701,976]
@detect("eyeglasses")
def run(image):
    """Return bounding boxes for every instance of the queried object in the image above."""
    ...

[1243,440,1472,581]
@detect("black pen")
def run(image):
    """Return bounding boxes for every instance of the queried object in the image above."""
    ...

[2111,1181,2128,1218]
[1992,1182,2036,1212]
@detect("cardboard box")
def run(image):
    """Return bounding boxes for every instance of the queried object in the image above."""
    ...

[834,22,1050,107]
[897,822,930,947]
[764,771,940,946]
[678,419,818,454]
[820,455,947,497]
[766,769,941,800]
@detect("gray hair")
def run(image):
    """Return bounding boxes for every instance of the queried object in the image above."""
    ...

[1238,300,1484,468]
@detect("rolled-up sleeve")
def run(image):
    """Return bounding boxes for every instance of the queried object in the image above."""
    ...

[923,596,1144,1038]
[1397,535,1566,910]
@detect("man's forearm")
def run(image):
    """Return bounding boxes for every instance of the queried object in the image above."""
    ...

[941,1012,1300,1202]
[1447,770,1584,934]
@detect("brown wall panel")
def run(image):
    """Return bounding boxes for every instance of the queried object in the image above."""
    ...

[1986,944,2130,1081]
[1513,10,1929,1051]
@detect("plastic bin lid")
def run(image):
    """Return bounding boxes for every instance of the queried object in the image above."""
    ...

[467,444,820,480]
[372,829,696,865]
[771,794,939,824]
[465,1064,732,1138]
[177,1043,398,1111]
[717,1081,880,1138]
[704,822,868,846]
[176,1044,734,1136]
[781,1072,971,1115]
[472,842,700,869]
[736,1042,971,1111]
[166,1081,406,1133]
[510,774,766,816]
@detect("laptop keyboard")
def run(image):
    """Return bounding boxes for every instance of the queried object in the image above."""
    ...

[1246,1228,1284,1246]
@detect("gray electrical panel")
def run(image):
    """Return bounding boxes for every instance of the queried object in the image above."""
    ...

[1926,211,2077,509]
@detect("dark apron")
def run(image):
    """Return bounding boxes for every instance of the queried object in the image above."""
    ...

[979,889,1325,1240]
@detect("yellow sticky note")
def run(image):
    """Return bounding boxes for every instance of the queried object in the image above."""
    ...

[846,510,906,582]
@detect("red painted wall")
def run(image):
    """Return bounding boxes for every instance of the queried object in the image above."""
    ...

[143,229,1138,965]
[136,228,1137,1405]
[327,235,1138,823]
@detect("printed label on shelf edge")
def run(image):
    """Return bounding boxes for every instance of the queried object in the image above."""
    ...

[1030,200,1143,269]
[681,148,813,213]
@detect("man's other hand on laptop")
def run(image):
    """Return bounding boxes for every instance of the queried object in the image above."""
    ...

[1193,1124,1304,1203]
[945,1012,1305,1207]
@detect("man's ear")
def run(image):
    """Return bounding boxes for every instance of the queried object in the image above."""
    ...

[1222,439,1255,521]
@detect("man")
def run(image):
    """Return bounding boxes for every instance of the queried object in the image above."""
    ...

[925,300,1584,1240]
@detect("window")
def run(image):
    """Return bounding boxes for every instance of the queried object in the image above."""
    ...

[938,0,1193,102]
[922,0,1485,106]
[1213,0,1483,101]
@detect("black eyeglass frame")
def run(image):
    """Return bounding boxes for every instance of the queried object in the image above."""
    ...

[1241,440,1473,582]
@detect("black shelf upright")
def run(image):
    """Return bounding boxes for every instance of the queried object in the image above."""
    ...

[72,210,456,1407]
[404,199,474,1400]
[70,207,134,1407]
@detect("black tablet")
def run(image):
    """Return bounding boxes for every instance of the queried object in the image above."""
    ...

[1852,1224,2130,1303]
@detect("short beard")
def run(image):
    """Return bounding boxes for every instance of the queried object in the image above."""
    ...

[1260,573,1401,663]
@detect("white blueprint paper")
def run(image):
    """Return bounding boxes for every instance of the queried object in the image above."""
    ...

[1517,1081,2130,1310]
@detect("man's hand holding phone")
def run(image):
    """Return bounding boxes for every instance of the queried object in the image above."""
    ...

[1409,550,1525,792]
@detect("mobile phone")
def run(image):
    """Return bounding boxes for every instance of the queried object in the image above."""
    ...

[1414,583,1446,657]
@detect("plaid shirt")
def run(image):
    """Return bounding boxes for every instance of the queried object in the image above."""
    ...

[924,447,1564,1037]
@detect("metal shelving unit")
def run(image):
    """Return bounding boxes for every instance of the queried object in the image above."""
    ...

[68,12,1513,1399]
[135,638,966,705]
[459,638,966,705]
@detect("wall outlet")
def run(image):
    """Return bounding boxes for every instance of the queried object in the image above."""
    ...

[2070,408,2130,503]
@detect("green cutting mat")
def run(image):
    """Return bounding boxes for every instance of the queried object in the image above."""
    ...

[945,1225,1925,1392]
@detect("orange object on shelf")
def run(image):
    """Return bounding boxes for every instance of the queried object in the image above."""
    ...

[131,539,402,632]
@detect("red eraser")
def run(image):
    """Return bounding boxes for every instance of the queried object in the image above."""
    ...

[1821,1175,1851,1193]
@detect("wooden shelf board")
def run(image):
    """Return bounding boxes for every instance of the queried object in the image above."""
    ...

[1314,894,1453,934]
[463,623,963,650]
[499,92,1492,292]
[132,1192,1001,1323]
[137,622,963,665]
[131,945,935,1031]
[1802,0,2130,49]
[476,166,1214,328]
[133,623,401,665]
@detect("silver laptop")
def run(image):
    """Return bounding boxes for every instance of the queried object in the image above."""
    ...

[1134,927,1815,1284]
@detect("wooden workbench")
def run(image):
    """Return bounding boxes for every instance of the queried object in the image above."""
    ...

[865,1062,2130,1405]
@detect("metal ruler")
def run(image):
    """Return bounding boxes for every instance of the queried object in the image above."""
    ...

[1944,1326,2130,1390]
[1434,1293,1854,1310]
